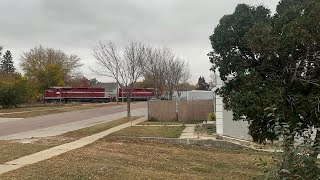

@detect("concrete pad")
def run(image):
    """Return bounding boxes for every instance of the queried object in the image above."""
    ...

[185,124,197,127]
[180,124,198,139]
[180,135,199,139]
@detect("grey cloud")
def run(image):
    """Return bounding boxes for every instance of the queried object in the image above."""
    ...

[0,0,280,83]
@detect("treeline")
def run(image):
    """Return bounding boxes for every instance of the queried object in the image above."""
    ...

[0,45,96,108]
[0,42,194,108]
[0,47,30,108]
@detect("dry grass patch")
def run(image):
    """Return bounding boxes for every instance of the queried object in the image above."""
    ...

[110,126,185,138]
[58,116,142,139]
[0,103,85,113]
[0,140,54,164]
[195,124,216,136]
[137,121,185,125]
[0,137,270,180]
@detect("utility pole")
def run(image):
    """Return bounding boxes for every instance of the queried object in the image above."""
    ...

[116,69,119,104]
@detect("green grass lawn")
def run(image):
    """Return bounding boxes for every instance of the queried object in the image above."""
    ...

[110,126,185,138]
[195,124,216,135]
[137,121,185,125]
[0,137,271,180]
[61,116,142,139]
[138,121,202,125]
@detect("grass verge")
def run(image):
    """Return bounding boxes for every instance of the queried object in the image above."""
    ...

[110,126,185,138]
[195,124,216,135]
[60,116,142,139]
[0,137,271,179]
[0,103,124,118]
[137,121,202,126]
[0,116,142,164]
[0,141,54,164]
[137,121,185,125]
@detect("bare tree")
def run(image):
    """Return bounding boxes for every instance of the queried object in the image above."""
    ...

[208,73,217,89]
[144,47,190,99]
[92,41,147,118]
[165,57,190,99]
[144,47,170,97]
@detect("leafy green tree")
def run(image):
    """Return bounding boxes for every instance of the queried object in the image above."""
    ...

[69,76,91,87]
[134,80,152,88]
[36,64,65,93]
[196,76,209,90]
[1,50,15,74]
[209,4,275,142]
[209,1,320,178]
[89,78,100,86]
[0,46,2,73]
[20,46,82,84]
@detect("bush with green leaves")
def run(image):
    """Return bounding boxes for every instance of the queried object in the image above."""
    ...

[262,108,320,180]
[0,75,31,108]
[263,132,320,179]
[207,112,216,121]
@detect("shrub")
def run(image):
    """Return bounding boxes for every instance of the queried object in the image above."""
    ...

[148,117,159,122]
[0,75,32,108]
[207,112,216,121]
[262,120,320,179]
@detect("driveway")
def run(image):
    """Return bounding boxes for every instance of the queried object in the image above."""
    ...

[0,102,146,139]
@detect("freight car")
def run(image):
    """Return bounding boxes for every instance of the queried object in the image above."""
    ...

[44,87,109,103]
[44,87,157,103]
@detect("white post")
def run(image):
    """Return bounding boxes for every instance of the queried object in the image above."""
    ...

[175,98,179,121]
[215,77,224,136]
[116,69,119,104]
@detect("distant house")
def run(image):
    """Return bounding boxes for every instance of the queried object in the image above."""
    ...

[186,90,214,100]
[92,82,118,96]
[172,91,188,100]
[171,90,214,101]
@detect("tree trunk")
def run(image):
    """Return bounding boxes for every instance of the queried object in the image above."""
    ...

[126,91,131,118]
[311,128,320,158]
[169,91,173,100]
[282,133,295,171]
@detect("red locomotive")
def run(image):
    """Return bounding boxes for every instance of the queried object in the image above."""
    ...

[44,87,109,103]
[118,88,155,100]
[43,86,157,103]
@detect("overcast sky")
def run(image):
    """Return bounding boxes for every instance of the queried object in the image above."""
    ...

[1,0,280,84]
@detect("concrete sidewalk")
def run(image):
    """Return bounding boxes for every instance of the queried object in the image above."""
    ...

[0,116,147,174]
[179,124,199,139]
[0,108,146,140]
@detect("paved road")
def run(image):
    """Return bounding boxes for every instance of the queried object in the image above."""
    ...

[0,102,146,138]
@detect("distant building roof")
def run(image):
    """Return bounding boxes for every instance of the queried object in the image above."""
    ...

[92,82,118,93]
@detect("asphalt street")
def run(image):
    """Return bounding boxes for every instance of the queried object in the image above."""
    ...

[0,102,146,138]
